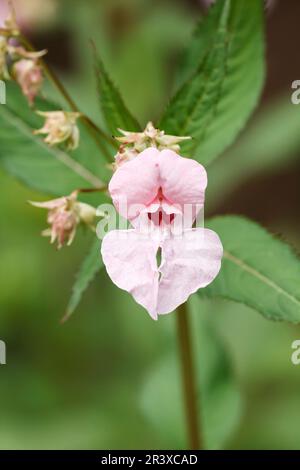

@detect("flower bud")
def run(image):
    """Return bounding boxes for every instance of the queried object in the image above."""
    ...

[113,122,191,168]
[13,58,43,105]
[0,2,46,83]
[113,145,140,170]
[34,111,81,150]
[29,192,97,249]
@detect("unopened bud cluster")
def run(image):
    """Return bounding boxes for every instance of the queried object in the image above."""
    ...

[0,5,82,150]
[113,122,191,168]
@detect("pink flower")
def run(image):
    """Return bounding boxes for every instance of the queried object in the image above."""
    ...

[13,58,43,105]
[101,147,223,319]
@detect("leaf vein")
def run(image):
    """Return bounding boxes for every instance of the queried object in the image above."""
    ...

[2,106,105,189]
[224,249,300,308]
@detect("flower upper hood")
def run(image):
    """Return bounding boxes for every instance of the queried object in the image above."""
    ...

[109,147,207,222]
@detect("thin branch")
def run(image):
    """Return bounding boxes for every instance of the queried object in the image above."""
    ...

[77,187,108,194]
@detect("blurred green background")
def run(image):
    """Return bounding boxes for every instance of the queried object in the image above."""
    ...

[0,0,300,449]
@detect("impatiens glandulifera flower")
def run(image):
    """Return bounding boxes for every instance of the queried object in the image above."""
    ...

[113,122,191,168]
[13,54,45,105]
[30,192,97,249]
[34,110,81,150]
[101,147,223,320]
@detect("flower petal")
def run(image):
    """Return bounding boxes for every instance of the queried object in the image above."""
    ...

[29,196,67,210]
[101,230,160,319]
[157,228,223,315]
[158,149,207,210]
[109,147,160,220]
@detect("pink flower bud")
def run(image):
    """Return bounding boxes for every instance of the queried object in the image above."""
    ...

[13,58,43,105]
[113,145,139,169]
[29,192,97,249]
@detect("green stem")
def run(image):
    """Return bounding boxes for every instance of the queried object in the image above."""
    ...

[77,186,108,194]
[176,302,202,450]
[18,35,117,161]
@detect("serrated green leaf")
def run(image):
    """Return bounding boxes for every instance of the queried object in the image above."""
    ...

[203,216,300,323]
[175,1,227,89]
[207,94,300,210]
[140,311,242,449]
[159,0,265,166]
[0,82,110,195]
[63,238,102,322]
[95,53,141,135]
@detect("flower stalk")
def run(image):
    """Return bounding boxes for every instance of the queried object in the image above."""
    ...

[77,186,108,194]
[176,302,202,450]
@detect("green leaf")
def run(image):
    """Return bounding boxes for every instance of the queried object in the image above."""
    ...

[159,0,265,166]
[94,53,141,135]
[175,1,227,89]
[140,310,242,449]
[203,216,300,323]
[0,82,109,195]
[63,238,102,322]
[207,94,300,210]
